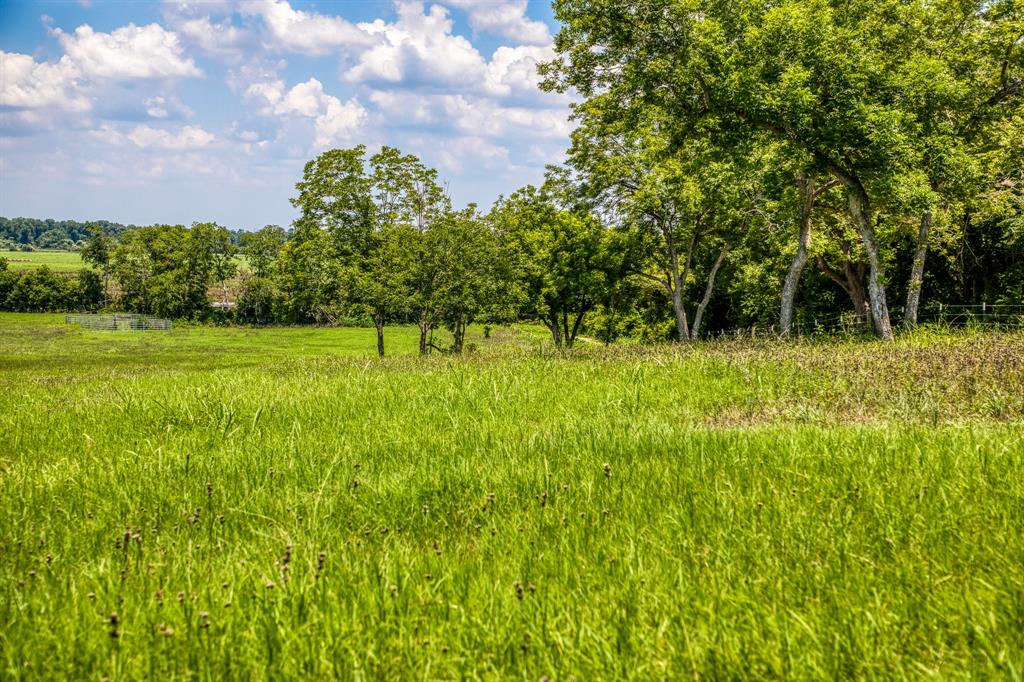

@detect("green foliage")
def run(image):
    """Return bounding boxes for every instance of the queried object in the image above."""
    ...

[491,184,619,347]
[0,264,101,312]
[541,0,1023,337]
[109,223,236,320]
[240,225,287,279]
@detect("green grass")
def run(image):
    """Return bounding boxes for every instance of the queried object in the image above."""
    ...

[0,250,86,272]
[1,314,1022,679]
[0,251,250,274]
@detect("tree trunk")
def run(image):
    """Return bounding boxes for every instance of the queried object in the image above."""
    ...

[546,312,562,347]
[780,173,815,336]
[375,318,385,357]
[418,310,429,355]
[845,187,893,339]
[903,210,932,329]
[665,228,692,342]
[847,268,871,327]
[691,249,728,340]
[817,256,870,327]
[566,306,588,349]
[451,320,464,353]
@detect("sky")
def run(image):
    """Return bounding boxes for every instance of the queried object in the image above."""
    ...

[0,0,572,230]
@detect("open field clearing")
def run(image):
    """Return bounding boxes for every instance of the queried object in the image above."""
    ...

[1,314,1022,679]
[0,250,86,272]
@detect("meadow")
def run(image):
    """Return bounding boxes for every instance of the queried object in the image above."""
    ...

[0,250,250,273]
[1,313,1022,679]
[0,250,86,272]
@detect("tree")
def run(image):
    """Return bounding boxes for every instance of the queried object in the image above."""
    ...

[291,146,375,261]
[241,225,287,279]
[191,222,237,306]
[542,0,1021,339]
[491,184,614,348]
[273,226,344,324]
[369,146,450,353]
[353,224,417,356]
[109,223,232,319]
[428,208,503,352]
[80,223,115,306]
[561,113,749,341]
[779,173,840,335]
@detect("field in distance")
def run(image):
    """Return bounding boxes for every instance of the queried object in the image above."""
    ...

[1,313,1022,679]
[0,250,250,272]
[0,249,86,271]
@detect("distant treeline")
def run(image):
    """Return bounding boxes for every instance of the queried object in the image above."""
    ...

[0,217,250,251]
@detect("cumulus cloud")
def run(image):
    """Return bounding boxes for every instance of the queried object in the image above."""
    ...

[346,2,487,89]
[1,22,201,120]
[128,124,214,149]
[484,44,557,99]
[0,51,89,110]
[239,0,374,55]
[176,16,251,58]
[367,91,570,139]
[91,123,216,149]
[246,77,367,148]
[2,1,572,226]
[53,23,202,79]
[443,0,551,46]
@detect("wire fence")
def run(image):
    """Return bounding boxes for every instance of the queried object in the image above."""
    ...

[65,313,173,331]
[717,303,1024,340]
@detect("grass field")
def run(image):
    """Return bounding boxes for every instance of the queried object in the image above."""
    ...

[0,250,86,272]
[1,314,1022,679]
[0,251,250,273]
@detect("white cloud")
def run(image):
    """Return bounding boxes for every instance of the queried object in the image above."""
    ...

[246,77,367,148]
[54,23,202,79]
[128,124,214,149]
[273,79,325,117]
[346,2,488,89]
[1,22,201,120]
[444,0,551,46]
[368,90,570,139]
[92,123,215,149]
[176,16,251,58]
[435,135,510,172]
[484,44,556,98]
[239,0,374,55]
[315,96,369,148]
[368,90,437,125]
[0,51,89,110]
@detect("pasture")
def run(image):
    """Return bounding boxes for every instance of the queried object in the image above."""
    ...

[1,314,1022,679]
[0,250,86,272]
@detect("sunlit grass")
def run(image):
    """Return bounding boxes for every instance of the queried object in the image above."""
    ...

[0,250,86,272]
[1,314,1022,679]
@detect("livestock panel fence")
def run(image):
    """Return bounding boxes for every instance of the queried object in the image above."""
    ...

[65,313,172,331]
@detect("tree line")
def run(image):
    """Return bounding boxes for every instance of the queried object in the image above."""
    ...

[1,0,1020,347]
[538,0,1022,340]
[0,216,249,251]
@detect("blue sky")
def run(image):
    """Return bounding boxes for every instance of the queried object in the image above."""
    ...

[0,0,570,229]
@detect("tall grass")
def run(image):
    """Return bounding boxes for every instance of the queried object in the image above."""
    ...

[1,315,1022,679]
